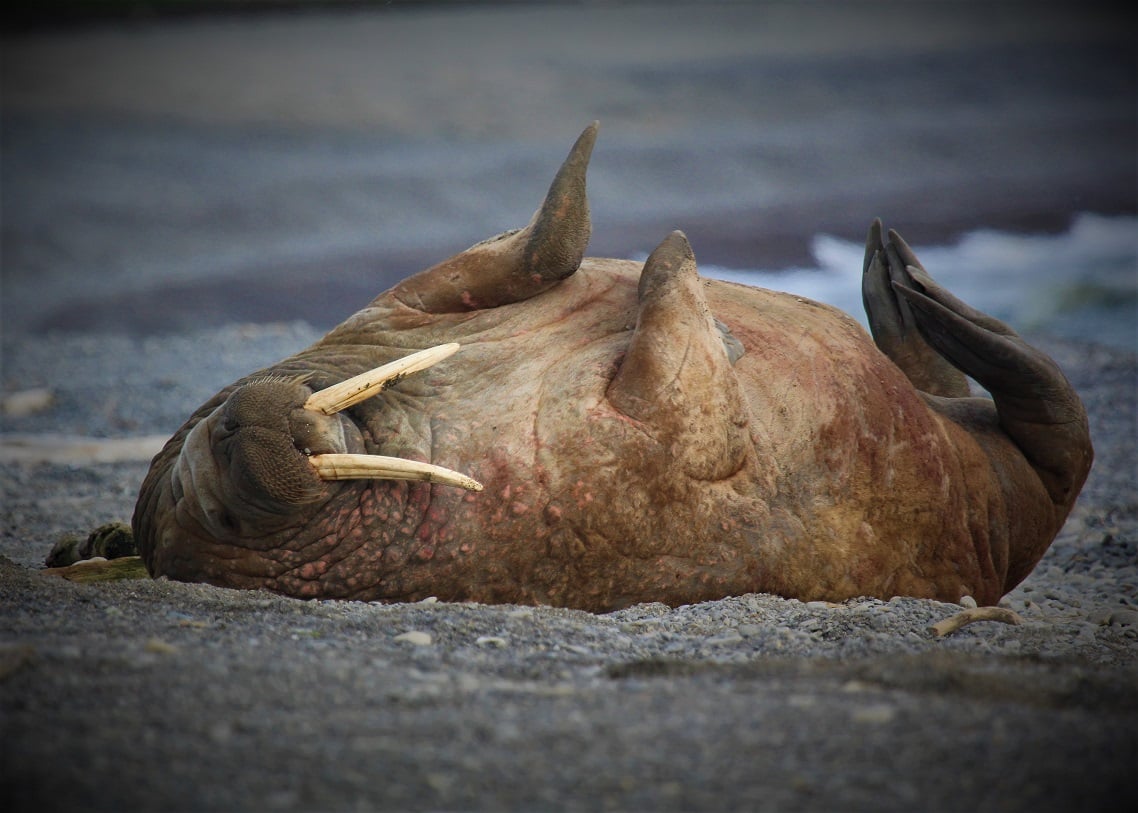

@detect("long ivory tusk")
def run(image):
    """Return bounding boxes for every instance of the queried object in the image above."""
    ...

[309,453,483,492]
[304,343,461,415]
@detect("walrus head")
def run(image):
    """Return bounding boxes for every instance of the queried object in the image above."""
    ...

[138,343,483,588]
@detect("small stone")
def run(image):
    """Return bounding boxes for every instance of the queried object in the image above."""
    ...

[850,704,896,724]
[705,631,744,646]
[144,638,179,655]
[737,624,764,638]
[959,595,978,609]
[1108,609,1138,628]
[73,556,109,566]
[1089,609,1114,626]
[393,630,433,646]
[562,644,594,656]
[475,636,508,648]
[1075,624,1098,643]
[1,387,54,417]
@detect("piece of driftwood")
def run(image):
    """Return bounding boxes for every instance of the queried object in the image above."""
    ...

[930,607,1025,637]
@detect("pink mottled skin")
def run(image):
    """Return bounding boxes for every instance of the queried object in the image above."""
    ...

[134,125,1092,611]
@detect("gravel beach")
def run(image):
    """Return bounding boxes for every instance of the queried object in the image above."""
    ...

[3,4,1136,811]
[2,325,1137,812]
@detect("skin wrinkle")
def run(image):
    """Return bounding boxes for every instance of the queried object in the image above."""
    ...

[275,488,370,582]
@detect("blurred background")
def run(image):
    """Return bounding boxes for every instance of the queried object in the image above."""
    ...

[2,1,1135,346]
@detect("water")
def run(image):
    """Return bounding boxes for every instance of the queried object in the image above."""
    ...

[701,214,1138,352]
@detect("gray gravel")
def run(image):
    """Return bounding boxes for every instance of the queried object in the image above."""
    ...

[2,4,1136,811]
[2,325,1137,812]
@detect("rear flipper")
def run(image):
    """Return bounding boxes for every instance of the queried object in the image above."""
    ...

[888,246,1093,508]
[862,220,970,397]
[393,123,597,313]
[607,231,752,482]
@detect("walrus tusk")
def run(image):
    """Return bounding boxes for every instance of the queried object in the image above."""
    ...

[309,453,483,492]
[304,343,461,415]
[930,606,1024,637]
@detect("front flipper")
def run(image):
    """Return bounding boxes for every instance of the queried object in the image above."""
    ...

[392,122,597,313]
[892,262,1093,508]
[607,231,752,482]
[861,219,970,397]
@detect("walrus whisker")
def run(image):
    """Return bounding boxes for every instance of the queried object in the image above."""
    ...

[304,343,461,415]
[309,452,483,492]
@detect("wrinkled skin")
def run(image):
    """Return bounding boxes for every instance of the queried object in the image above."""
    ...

[134,124,1093,611]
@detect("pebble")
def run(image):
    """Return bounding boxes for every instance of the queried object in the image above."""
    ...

[705,631,744,646]
[144,638,179,655]
[561,644,594,656]
[850,704,897,725]
[475,636,508,648]
[1107,609,1138,628]
[1,387,54,417]
[1075,625,1099,644]
[959,595,978,609]
[393,631,433,646]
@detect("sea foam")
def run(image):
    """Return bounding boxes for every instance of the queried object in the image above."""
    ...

[700,214,1137,351]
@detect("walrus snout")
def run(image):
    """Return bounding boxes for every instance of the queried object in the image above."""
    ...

[174,348,486,544]
[174,379,337,538]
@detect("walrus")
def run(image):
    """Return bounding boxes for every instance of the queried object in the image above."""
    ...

[133,123,1092,612]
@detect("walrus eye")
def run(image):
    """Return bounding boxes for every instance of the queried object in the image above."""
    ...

[301,343,484,493]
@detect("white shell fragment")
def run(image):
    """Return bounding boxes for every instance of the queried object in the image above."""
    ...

[393,631,433,646]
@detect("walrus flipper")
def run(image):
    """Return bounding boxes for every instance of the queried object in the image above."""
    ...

[861,220,969,397]
[607,231,752,482]
[392,123,596,313]
[893,264,1093,507]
